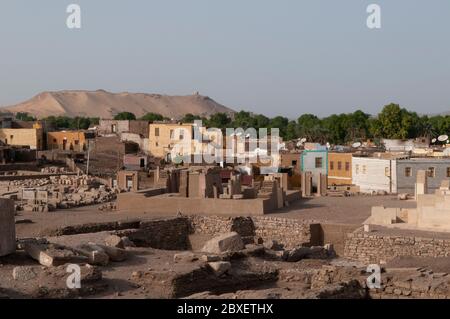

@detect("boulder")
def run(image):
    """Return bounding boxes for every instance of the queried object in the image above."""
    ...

[174,252,197,263]
[208,261,231,276]
[104,235,125,249]
[25,243,88,267]
[13,266,38,281]
[92,244,127,262]
[121,237,136,248]
[75,244,110,266]
[263,240,284,251]
[201,232,244,254]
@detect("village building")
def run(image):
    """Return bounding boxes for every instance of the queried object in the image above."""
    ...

[327,152,352,186]
[352,154,402,194]
[396,158,450,194]
[0,123,44,150]
[301,150,328,187]
[47,131,87,152]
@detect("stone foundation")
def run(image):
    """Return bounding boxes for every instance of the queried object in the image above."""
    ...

[344,231,450,264]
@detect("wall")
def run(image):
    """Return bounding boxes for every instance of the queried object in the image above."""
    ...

[328,153,352,185]
[280,152,301,174]
[397,159,450,194]
[0,199,15,256]
[344,230,450,264]
[188,215,320,249]
[0,128,43,150]
[149,123,194,159]
[301,150,328,187]
[47,131,87,152]
[352,157,397,193]
[121,133,150,153]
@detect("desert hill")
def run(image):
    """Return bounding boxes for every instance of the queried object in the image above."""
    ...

[1,90,235,119]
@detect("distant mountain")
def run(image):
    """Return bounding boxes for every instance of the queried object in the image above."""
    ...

[1,90,235,119]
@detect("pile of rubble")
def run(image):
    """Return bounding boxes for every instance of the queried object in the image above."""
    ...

[1,175,116,212]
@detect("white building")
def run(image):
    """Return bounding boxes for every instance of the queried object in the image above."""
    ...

[352,156,398,193]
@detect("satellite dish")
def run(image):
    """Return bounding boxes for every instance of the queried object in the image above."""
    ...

[326,142,331,149]
[352,142,362,148]
[438,135,449,142]
[432,138,437,143]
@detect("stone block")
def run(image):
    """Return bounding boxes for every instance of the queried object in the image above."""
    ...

[201,232,244,254]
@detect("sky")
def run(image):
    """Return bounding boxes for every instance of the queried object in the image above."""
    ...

[0,0,449,118]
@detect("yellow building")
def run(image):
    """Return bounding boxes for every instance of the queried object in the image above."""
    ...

[0,123,44,150]
[149,123,196,160]
[47,131,87,152]
[328,152,353,185]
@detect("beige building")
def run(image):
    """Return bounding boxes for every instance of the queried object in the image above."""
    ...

[149,123,196,160]
[0,123,44,150]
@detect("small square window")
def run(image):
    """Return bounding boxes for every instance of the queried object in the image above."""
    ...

[428,167,435,178]
[405,167,412,177]
[155,128,160,137]
[315,157,323,169]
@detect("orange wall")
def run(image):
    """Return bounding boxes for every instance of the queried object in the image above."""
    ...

[328,153,352,185]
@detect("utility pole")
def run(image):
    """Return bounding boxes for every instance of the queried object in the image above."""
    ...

[86,140,91,176]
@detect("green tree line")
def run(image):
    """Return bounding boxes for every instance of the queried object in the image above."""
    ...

[15,104,450,144]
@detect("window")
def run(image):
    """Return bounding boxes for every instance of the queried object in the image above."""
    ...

[345,162,350,171]
[355,164,359,174]
[53,139,57,143]
[179,129,184,140]
[362,165,367,174]
[292,160,297,166]
[155,142,159,147]
[447,167,450,178]
[428,167,435,178]
[330,161,334,170]
[338,161,342,170]
[385,167,390,177]
[74,140,79,145]
[315,157,323,168]
[155,128,160,137]
[170,129,174,139]
[10,135,13,140]
[405,167,412,177]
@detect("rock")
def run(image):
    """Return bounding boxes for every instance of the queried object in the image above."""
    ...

[174,252,197,263]
[286,247,312,262]
[104,235,125,249]
[121,237,136,248]
[208,261,231,276]
[201,255,221,262]
[13,266,38,281]
[265,249,288,261]
[15,219,33,224]
[201,232,244,254]
[93,244,127,262]
[398,193,409,200]
[25,243,88,267]
[263,240,284,251]
[75,244,110,266]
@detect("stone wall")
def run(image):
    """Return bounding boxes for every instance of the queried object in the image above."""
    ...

[0,199,15,256]
[344,231,450,264]
[188,215,320,249]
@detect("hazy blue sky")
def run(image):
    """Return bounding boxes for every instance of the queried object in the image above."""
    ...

[0,0,449,118]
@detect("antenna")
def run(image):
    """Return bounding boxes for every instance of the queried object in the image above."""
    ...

[438,135,449,142]
[352,142,362,148]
